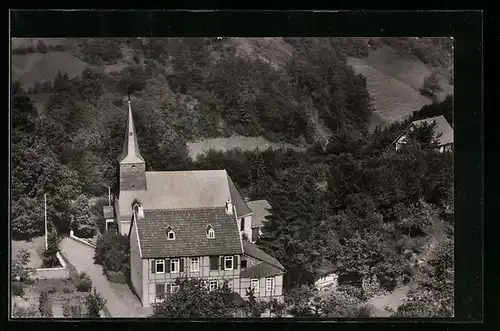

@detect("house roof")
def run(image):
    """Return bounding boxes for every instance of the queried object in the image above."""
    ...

[117,101,145,164]
[243,241,285,270]
[247,200,272,228]
[227,176,252,217]
[240,262,285,279]
[118,170,250,220]
[136,207,243,258]
[411,115,454,146]
[393,115,454,147]
[102,206,114,219]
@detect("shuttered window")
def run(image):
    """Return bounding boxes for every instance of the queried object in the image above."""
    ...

[155,283,165,299]
[155,259,165,274]
[171,259,180,273]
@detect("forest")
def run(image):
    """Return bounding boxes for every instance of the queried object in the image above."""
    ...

[11,37,453,317]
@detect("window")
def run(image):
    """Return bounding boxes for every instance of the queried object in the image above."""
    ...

[209,256,219,270]
[171,284,179,293]
[250,279,259,292]
[170,259,179,273]
[224,256,234,270]
[166,229,175,240]
[190,257,200,272]
[155,259,165,274]
[155,283,165,300]
[241,259,248,269]
[266,277,275,292]
[208,228,215,239]
[209,280,218,291]
[240,218,245,231]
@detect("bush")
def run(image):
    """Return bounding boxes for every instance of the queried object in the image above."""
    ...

[11,249,34,283]
[75,272,92,292]
[85,288,106,317]
[12,303,40,318]
[38,290,53,317]
[42,229,61,268]
[62,286,74,294]
[105,270,127,284]
[43,285,57,294]
[12,281,24,296]
[62,302,83,317]
[94,232,129,273]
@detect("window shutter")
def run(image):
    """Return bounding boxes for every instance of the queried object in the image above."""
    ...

[180,258,184,272]
[166,283,171,294]
[151,260,156,274]
[234,255,239,269]
[219,256,224,270]
[165,259,170,273]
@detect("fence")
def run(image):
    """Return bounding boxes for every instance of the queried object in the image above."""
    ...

[69,230,97,249]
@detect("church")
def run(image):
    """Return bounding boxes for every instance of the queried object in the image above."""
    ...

[108,99,285,307]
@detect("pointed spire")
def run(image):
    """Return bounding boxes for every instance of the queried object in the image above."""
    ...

[117,97,145,164]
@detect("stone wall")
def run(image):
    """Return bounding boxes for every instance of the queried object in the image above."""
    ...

[34,252,69,280]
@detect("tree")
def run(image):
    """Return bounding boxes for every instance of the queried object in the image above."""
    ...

[152,278,237,318]
[420,72,443,99]
[11,249,35,283]
[70,194,96,238]
[94,232,130,274]
[42,228,60,268]
[85,288,107,317]
[395,235,454,317]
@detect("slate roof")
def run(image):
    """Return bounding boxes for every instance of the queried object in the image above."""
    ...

[227,176,252,217]
[102,206,114,219]
[117,102,145,164]
[243,241,285,270]
[136,207,243,258]
[118,170,250,220]
[411,115,454,146]
[240,262,285,279]
[247,200,272,228]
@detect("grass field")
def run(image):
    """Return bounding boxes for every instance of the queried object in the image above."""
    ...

[347,57,433,127]
[187,135,306,160]
[11,52,89,89]
[12,236,45,269]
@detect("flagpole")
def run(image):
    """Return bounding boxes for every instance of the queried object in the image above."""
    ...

[44,193,48,250]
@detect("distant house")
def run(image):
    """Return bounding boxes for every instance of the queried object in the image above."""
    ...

[313,259,338,292]
[102,206,115,232]
[393,115,454,153]
[110,99,285,307]
[246,200,272,243]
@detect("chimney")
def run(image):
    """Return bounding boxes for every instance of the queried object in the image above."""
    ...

[225,198,233,215]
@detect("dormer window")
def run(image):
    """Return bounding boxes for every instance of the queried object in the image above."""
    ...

[206,224,215,239]
[133,203,144,219]
[166,226,175,240]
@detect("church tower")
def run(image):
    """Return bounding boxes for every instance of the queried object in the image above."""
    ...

[117,97,147,193]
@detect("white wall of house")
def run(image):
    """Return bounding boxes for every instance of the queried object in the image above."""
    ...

[239,215,253,242]
[119,220,131,236]
[129,222,143,304]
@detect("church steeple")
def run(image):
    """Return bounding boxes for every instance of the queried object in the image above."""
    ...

[118,95,147,192]
[117,95,145,164]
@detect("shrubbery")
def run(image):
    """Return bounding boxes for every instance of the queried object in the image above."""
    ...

[38,290,53,317]
[94,232,130,275]
[12,282,25,296]
[75,272,93,292]
[42,229,61,268]
[85,288,106,317]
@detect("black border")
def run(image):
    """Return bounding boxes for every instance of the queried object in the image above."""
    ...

[7,9,483,328]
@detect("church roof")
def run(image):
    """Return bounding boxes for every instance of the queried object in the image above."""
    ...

[117,100,145,164]
[135,207,243,258]
[118,170,251,219]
